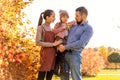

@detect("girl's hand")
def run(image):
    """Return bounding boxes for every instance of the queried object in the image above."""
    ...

[67,20,76,30]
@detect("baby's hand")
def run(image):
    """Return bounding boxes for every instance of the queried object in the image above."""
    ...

[62,24,67,29]
[66,25,70,30]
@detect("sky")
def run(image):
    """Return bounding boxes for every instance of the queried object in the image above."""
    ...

[23,0,120,49]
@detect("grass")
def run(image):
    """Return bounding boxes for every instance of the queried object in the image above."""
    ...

[83,76,120,80]
[52,69,120,80]
[99,69,120,74]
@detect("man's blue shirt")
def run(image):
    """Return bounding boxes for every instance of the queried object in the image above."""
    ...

[65,21,93,52]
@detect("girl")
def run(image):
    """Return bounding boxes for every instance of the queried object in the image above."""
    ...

[36,9,62,80]
[53,10,75,77]
[53,10,75,41]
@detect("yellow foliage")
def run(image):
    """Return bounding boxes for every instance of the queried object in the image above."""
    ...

[99,46,108,57]
[0,0,41,80]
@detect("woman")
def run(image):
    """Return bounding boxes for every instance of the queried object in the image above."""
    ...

[36,9,62,80]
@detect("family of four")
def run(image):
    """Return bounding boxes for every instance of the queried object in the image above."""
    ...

[36,6,93,80]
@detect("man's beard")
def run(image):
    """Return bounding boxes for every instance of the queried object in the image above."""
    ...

[77,19,83,25]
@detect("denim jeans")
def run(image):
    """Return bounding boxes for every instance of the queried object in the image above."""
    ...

[60,51,82,80]
[59,56,70,80]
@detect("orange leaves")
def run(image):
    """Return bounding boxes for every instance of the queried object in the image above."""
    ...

[0,7,2,16]
[7,52,14,61]
[0,53,4,58]
[14,53,26,64]
[0,0,40,79]
[0,0,32,29]
[0,0,33,65]
[18,53,26,60]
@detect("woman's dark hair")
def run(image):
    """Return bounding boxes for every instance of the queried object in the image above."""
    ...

[76,6,88,16]
[38,9,54,26]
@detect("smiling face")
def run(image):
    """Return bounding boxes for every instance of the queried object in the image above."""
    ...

[46,12,55,23]
[60,15,69,23]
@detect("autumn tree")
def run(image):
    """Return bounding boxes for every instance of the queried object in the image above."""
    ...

[81,48,104,76]
[108,52,120,69]
[0,0,40,80]
[99,46,108,57]
[98,46,109,68]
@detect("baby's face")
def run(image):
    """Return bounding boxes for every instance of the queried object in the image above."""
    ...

[60,15,68,23]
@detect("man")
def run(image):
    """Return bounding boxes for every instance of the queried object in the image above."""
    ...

[58,6,93,80]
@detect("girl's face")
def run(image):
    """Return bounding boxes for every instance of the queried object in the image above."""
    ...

[46,12,55,23]
[60,15,68,23]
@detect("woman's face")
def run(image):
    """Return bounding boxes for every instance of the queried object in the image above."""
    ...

[47,12,55,23]
[60,15,68,23]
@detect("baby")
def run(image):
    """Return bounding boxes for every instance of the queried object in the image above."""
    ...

[53,10,75,76]
[53,10,75,46]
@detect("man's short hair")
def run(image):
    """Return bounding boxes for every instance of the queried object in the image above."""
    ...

[76,6,88,16]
